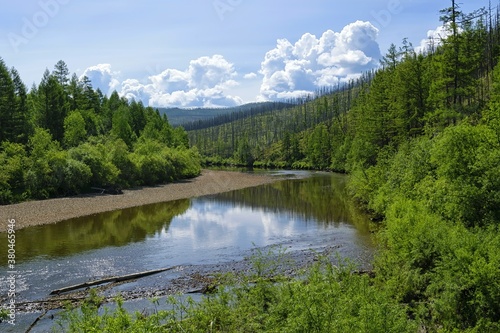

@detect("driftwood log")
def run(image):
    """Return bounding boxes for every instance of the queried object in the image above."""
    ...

[50,266,179,295]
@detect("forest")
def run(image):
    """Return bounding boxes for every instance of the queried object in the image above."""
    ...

[0,60,201,204]
[159,101,292,126]
[182,3,500,332]
[2,1,500,331]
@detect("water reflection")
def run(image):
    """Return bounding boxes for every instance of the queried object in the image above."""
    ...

[0,172,371,267]
[0,200,190,264]
[212,172,370,231]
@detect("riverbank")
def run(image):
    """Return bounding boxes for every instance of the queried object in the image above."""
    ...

[0,170,276,232]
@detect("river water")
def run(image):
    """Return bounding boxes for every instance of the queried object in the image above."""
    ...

[0,171,374,331]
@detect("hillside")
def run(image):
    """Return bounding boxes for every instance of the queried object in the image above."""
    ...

[180,3,500,331]
[158,102,291,126]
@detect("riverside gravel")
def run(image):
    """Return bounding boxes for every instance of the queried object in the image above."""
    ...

[0,170,276,232]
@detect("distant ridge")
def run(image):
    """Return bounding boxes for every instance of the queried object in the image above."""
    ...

[157,102,292,126]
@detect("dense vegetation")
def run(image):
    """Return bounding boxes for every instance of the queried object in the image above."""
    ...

[0,60,201,204]
[56,256,417,332]
[159,101,291,126]
[4,2,500,332]
[54,3,500,332]
[188,3,500,331]
[188,83,362,167]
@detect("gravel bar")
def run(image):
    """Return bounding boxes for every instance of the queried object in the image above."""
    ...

[0,170,276,232]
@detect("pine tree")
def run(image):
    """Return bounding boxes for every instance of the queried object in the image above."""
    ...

[0,58,16,143]
[11,67,31,143]
[36,69,68,142]
[53,60,70,87]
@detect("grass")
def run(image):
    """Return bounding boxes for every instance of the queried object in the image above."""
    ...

[52,250,416,333]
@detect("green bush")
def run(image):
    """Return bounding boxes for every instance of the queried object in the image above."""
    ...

[0,142,26,203]
[56,254,416,333]
[69,142,120,187]
[375,199,500,331]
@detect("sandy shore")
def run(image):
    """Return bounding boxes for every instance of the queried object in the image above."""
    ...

[0,170,276,232]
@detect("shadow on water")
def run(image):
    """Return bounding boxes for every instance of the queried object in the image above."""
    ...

[210,172,371,233]
[0,199,191,265]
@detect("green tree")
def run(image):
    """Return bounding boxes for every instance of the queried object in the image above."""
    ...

[0,58,16,143]
[53,60,70,87]
[0,142,27,203]
[234,136,253,166]
[129,100,147,136]
[36,70,68,142]
[25,128,61,199]
[68,142,119,187]
[63,111,87,148]
[11,67,31,143]
[111,106,136,148]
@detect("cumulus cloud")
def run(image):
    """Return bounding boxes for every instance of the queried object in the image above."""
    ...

[81,21,384,106]
[80,64,120,95]
[244,72,258,79]
[121,55,242,108]
[416,24,454,53]
[259,21,381,100]
[82,55,243,108]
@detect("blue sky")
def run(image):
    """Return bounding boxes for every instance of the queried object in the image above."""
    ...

[0,0,493,107]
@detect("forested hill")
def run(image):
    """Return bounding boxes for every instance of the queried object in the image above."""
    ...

[187,3,499,172]
[158,102,292,126]
[0,60,201,204]
[187,78,366,167]
[185,4,500,331]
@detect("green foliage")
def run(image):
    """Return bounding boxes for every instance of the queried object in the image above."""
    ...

[63,111,87,148]
[106,138,138,187]
[0,59,201,204]
[424,124,500,226]
[56,290,171,333]
[130,139,201,185]
[234,136,254,166]
[69,142,119,187]
[377,199,500,331]
[56,252,415,333]
[0,142,26,203]
[111,106,137,148]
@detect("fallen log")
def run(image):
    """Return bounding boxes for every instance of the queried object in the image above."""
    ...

[50,266,179,295]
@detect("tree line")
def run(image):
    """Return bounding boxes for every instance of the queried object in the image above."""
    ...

[187,77,369,166]
[182,101,293,132]
[0,60,201,204]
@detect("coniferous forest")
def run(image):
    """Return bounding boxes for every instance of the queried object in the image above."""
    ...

[0,60,201,204]
[183,3,500,331]
[3,2,500,332]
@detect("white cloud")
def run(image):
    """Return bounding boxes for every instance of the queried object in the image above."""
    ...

[121,55,243,108]
[416,24,454,53]
[243,72,258,79]
[259,21,381,100]
[81,22,384,106]
[80,64,120,95]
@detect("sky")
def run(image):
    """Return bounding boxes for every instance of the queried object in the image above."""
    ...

[0,0,494,108]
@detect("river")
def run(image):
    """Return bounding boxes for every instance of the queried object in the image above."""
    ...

[0,170,374,332]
